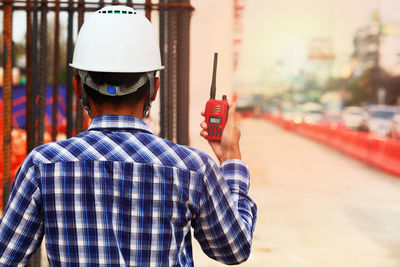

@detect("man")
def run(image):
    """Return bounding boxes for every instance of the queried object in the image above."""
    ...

[0,5,256,266]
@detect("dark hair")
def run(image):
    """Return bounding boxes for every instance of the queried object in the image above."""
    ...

[84,71,149,107]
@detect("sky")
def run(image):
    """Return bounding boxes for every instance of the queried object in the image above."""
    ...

[235,0,400,85]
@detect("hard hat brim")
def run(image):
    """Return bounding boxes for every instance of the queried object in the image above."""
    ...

[69,63,164,73]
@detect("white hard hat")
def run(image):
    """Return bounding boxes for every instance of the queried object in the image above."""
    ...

[70,5,164,73]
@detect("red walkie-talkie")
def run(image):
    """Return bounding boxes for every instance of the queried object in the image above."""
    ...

[205,53,229,141]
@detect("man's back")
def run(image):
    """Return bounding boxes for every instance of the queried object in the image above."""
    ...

[0,115,256,266]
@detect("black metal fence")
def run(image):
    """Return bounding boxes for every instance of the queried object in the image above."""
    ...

[0,1,192,265]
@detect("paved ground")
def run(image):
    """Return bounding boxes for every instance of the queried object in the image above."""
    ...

[190,118,400,267]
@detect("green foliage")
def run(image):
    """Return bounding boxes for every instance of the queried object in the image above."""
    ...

[345,77,370,105]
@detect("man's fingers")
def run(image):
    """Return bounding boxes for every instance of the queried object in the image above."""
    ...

[200,120,208,138]
[200,121,207,130]
[201,111,205,117]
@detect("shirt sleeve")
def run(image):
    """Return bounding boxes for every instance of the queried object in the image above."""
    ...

[192,158,257,265]
[0,158,44,266]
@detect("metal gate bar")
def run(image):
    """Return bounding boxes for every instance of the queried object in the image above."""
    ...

[37,0,48,146]
[159,0,166,139]
[145,0,151,21]
[30,0,39,151]
[167,6,178,142]
[176,0,190,145]
[2,0,12,210]
[66,3,74,138]
[158,0,192,145]
[52,0,60,141]
[26,0,34,150]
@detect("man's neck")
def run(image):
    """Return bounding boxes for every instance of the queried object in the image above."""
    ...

[89,102,145,120]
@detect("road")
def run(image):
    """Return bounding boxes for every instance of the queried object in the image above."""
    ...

[190,118,400,267]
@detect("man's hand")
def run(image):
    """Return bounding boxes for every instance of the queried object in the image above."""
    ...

[200,103,242,165]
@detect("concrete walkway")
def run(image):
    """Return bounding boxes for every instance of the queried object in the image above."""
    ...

[190,118,400,267]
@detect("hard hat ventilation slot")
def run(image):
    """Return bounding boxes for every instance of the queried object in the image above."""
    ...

[98,10,135,15]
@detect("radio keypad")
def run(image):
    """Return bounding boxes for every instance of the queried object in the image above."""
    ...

[208,125,222,137]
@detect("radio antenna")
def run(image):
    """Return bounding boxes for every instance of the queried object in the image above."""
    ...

[210,52,218,99]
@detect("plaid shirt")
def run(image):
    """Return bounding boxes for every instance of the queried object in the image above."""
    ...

[0,115,257,266]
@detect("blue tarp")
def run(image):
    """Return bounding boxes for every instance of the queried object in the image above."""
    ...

[0,85,67,129]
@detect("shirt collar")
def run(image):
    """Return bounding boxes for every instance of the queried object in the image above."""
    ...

[88,115,154,134]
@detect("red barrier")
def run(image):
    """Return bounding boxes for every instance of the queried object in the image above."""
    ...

[238,111,255,119]
[264,114,400,178]
[369,139,400,177]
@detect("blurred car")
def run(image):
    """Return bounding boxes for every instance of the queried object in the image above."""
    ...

[391,113,400,139]
[357,119,370,133]
[282,108,295,121]
[302,102,323,124]
[367,105,397,137]
[261,103,279,116]
[282,105,303,123]
[303,110,323,124]
[342,106,367,130]
[320,113,345,129]
[292,111,304,124]
[236,96,255,113]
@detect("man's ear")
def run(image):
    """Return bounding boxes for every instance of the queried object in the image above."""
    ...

[73,75,82,99]
[151,77,160,101]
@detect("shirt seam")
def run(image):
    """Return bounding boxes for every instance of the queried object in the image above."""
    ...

[35,159,208,178]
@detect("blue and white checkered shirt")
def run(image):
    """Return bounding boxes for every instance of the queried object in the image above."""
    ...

[0,115,257,266]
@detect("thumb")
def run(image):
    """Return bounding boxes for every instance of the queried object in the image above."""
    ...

[227,102,237,125]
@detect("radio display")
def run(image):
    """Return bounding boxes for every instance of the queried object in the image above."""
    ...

[209,116,222,124]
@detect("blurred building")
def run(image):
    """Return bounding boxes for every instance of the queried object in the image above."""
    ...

[350,11,400,104]
[352,24,380,73]
[307,38,335,84]
[352,12,400,76]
